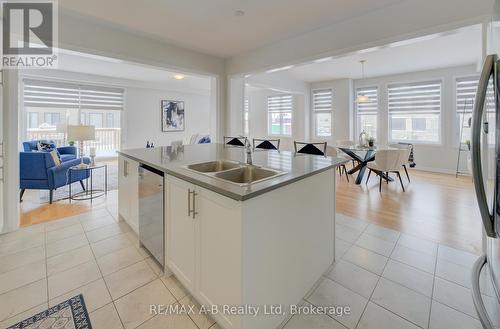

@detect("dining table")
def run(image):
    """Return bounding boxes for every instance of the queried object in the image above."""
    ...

[338,145,396,185]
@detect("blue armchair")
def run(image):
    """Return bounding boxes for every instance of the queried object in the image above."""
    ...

[22,140,78,163]
[20,152,91,204]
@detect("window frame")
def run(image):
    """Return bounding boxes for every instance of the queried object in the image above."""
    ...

[312,88,333,138]
[387,78,443,145]
[267,94,293,137]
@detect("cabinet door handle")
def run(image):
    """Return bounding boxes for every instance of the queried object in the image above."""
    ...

[124,160,129,177]
[188,188,192,217]
[192,191,199,219]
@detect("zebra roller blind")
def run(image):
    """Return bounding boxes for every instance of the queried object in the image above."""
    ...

[312,89,332,111]
[23,79,124,111]
[388,80,441,115]
[356,87,378,114]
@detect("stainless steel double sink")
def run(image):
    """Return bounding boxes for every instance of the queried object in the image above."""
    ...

[184,160,286,186]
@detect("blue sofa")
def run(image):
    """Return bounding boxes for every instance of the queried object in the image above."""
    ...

[22,140,78,163]
[20,151,91,204]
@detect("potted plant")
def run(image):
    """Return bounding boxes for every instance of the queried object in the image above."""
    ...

[367,136,375,147]
[68,141,75,146]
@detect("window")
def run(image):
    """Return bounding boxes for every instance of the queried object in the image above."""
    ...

[106,113,114,128]
[388,80,441,143]
[28,112,39,129]
[43,112,60,126]
[244,98,249,136]
[456,76,495,144]
[356,87,378,139]
[312,89,332,137]
[89,113,103,128]
[267,94,292,136]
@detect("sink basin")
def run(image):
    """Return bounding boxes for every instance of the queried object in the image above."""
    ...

[214,166,285,185]
[187,160,241,173]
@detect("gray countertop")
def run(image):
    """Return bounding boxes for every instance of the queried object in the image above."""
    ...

[118,143,346,201]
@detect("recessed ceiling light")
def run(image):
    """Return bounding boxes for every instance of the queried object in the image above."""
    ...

[173,74,185,80]
[235,10,245,16]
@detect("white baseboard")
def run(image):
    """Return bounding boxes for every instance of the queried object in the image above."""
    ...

[412,165,470,176]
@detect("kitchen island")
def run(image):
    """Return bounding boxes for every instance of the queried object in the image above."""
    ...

[117,143,345,329]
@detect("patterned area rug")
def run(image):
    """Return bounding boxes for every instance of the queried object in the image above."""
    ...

[40,163,118,203]
[7,294,92,329]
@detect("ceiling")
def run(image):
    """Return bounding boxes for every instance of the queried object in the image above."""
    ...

[55,50,212,91]
[250,26,482,83]
[59,0,404,58]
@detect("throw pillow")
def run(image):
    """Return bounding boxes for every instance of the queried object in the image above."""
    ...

[49,150,61,166]
[37,142,54,151]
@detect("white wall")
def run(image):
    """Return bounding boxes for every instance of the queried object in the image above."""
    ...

[312,65,479,173]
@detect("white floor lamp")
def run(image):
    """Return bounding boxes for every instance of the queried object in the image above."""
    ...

[67,125,96,168]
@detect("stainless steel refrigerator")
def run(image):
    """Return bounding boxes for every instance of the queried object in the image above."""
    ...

[472,53,500,329]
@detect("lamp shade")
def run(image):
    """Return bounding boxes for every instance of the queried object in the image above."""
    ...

[67,125,95,141]
[56,123,67,133]
[355,94,370,103]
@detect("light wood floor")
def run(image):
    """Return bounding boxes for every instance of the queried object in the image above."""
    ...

[336,167,482,254]
[20,166,482,254]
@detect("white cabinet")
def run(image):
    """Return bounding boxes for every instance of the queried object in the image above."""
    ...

[118,155,139,233]
[166,177,197,291]
[166,176,242,328]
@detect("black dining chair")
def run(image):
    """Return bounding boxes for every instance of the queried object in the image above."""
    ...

[253,138,280,151]
[294,141,327,156]
[224,136,247,147]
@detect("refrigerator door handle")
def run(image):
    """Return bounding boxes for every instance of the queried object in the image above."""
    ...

[471,254,495,329]
[472,54,496,238]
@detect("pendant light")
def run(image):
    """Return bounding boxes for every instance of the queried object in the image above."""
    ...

[356,60,370,103]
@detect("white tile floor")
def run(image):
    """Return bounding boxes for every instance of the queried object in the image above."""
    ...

[0,208,499,329]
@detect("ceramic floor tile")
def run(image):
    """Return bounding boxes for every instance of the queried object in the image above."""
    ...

[382,259,434,297]
[179,295,216,329]
[0,246,45,274]
[0,234,45,257]
[390,245,436,274]
[48,259,101,299]
[49,278,111,313]
[86,222,131,243]
[114,279,176,329]
[160,274,189,301]
[145,257,164,276]
[335,238,353,260]
[97,246,144,276]
[429,300,482,329]
[397,234,438,256]
[363,224,400,243]
[437,245,478,268]
[0,260,46,295]
[0,279,47,322]
[327,260,379,298]
[81,216,118,232]
[91,233,132,259]
[44,216,81,232]
[284,304,346,329]
[105,260,156,300]
[46,245,94,276]
[45,233,89,258]
[336,224,364,244]
[435,258,471,288]
[432,277,476,318]
[0,225,44,244]
[307,278,368,329]
[78,208,112,222]
[0,302,48,328]
[355,233,396,257]
[89,303,124,329]
[342,245,388,275]
[371,278,431,328]
[45,223,84,244]
[336,214,369,232]
[137,313,199,329]
[357,302,421,329]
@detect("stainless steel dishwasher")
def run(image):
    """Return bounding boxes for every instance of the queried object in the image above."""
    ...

[138,164,165,267]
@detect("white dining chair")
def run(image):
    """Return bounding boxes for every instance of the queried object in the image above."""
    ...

[326,146,349,182]
[389,143,412,182]
[366,149,407,192]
